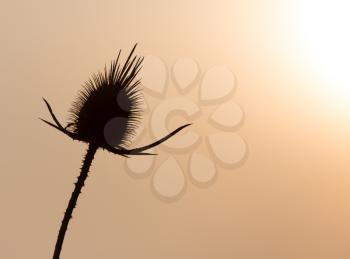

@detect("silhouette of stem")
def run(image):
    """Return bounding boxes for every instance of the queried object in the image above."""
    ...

[52,143,98,259]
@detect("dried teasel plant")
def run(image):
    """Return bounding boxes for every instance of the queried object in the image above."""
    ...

[40,44,190,259]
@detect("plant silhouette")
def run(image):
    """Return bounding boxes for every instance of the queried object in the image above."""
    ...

[40,44,190,259]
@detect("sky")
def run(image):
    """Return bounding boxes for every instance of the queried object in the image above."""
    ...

[1,0,350,258]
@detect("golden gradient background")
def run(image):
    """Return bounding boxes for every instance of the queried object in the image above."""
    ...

[1,0,350,258]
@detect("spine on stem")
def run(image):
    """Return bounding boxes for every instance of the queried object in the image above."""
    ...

[52,143,97,259]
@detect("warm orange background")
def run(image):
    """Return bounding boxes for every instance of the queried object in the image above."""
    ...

[1,1,350,258]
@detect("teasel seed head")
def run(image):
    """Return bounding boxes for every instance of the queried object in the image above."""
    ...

[68,44,143,148]
[41,44,191,156]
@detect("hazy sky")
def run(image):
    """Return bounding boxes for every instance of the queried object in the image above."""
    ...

[1,0,350,258]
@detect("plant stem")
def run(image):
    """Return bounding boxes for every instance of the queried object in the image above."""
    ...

[52,143,98,259]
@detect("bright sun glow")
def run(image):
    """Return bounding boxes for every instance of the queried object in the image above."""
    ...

[299,0,350,108]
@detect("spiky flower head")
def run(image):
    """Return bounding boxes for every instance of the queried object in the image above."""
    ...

[68,44,143,148]
[41,44,190,156]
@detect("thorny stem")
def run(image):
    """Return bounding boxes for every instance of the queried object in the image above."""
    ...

[52,143,98,259]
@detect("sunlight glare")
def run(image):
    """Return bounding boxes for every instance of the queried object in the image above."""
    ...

[299,0,350,108]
